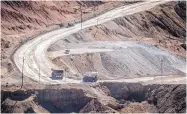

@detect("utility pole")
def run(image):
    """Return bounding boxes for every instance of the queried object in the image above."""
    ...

[38,63,40,84]
[80,4,82,30]
[64,68,68,82]
[97,18,99,26]
[96,6,99,26]
[20,57,25,89]
[64,68,66,82]
[161,58,163,79]
[159,57,163,84]
[94,5,99,38]
[93,5,99,26]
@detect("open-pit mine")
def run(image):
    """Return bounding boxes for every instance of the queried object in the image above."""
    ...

[1,0,186,113]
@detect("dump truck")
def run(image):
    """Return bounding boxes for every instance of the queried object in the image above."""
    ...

[51,69,64,80]
[64,49,70,54]
[83,72,98,82]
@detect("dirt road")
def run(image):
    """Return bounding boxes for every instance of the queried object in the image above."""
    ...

[14,1,179,84]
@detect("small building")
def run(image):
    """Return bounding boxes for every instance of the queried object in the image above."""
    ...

[51,69,64,80]
[83,72,98,82]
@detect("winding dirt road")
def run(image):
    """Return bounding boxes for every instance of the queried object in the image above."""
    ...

[14,1,177,84]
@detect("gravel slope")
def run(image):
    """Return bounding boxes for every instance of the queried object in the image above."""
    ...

[51,41,186,80]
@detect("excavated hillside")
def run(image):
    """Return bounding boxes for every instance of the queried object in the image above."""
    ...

[1,1,186,113]
[1,83,186,113]
[49,1,186,80]
[1,1,137,83]
[1,1,129,35]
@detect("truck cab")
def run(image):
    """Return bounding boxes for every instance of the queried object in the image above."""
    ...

[51,69,64,80]
[83,72,98,82]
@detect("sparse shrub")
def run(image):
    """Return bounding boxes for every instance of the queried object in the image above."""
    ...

[59,23,64,28]
[20,39,24,44]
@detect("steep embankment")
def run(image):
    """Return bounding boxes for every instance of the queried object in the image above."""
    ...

[1,83,186,113]
[1,1,124,35]
[50,1,186,80]
[51,41,185,80]
[50,1,186,53]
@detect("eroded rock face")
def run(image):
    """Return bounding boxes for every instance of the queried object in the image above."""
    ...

[1,83,186,113]
[1,97,39,113]
[1,85,96,113]
[100,82,146,101]
[114,1,186,40]
[36,88,94,112]
[147,84,186,113]
[175,1,186,21]
[79,98,117,113]
[120,101,157,113]
[98,82,186,113]
[1,84,119,113]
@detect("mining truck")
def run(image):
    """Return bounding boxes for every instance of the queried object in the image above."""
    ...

[51,69,64,80]
[83,72,98,82]
[64,49,70,54]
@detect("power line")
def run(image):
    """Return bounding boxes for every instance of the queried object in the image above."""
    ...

[80,4,82,30]
[64,68,66,82]
[158,57,163,84]
[97,18,99,26]
[64,67,69,82]
[94,5,99,38]
[161,57,163,79]
[96,6,99,26]
[38,63,40,84]
[20,57,25,90]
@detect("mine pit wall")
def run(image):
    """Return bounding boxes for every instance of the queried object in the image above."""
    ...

[100,82,186,113]
[1,83,186,113]
[1,85,96,113]
[99,82,158,102]
[35,88,94,113]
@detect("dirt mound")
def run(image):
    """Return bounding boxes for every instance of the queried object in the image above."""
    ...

[51,41,185,80]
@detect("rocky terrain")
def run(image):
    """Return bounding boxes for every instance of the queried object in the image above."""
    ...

[50,1,186,55]
[1,1,186,113]
[50,41,186,80]
[49,1,186,80]
[2,1,131,35]
[1,1,136,83]
[1,83,186,113]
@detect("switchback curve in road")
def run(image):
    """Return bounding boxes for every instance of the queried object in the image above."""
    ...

[14,1,170,84]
